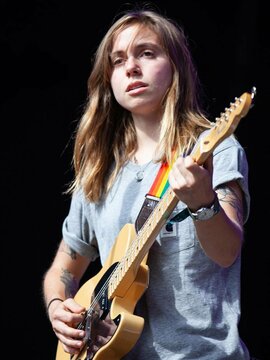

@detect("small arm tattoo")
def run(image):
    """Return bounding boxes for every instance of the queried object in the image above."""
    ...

[60,268,79,298]
[59,241,77,260]
[216,184,243,223]
[67,247,77,260]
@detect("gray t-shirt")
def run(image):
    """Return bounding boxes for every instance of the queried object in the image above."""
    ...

[62,135,250,359]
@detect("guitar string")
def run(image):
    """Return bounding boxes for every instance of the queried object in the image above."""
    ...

[78,95,247,327]
[84,97,244,317]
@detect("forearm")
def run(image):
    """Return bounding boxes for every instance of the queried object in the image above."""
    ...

[43,266,79,307]
[43,239,91,311]
[194,205,243,267]
[43,264,87,351]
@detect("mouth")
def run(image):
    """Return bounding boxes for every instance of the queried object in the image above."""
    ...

[126,82,147,92]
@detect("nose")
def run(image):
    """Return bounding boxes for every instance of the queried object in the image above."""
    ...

[125,56,141,77]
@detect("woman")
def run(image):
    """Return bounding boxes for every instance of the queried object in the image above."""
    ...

[43,8,251,359]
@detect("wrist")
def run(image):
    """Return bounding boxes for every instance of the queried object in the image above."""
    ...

[47,297,63,313]
[188,194,220,221]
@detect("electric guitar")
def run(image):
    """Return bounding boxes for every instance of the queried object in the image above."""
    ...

[55,88,255,360]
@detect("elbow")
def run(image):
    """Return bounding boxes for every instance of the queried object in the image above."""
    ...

[215,240,243,268]
[216,255,238,268]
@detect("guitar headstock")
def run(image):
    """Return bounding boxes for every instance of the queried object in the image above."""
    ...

[192,88,255,165]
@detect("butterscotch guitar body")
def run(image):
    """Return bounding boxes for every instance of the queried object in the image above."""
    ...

[56,224,149,360]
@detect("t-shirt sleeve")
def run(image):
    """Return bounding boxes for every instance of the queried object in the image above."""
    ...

[62,189,100,261]
[212,135,250,224]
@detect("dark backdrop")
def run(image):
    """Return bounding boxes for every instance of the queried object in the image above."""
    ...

[1,1,269,359]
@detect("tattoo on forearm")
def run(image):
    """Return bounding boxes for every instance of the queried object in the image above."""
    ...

[60,242,77,260]
[59,241,77,260]
[67,247,77,260]
[60,268,79,298]
[216,185,243,223]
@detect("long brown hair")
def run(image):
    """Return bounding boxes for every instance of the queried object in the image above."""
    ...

[69,9,212,202]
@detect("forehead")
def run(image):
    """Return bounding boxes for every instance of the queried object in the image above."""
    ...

[111,24,160,52]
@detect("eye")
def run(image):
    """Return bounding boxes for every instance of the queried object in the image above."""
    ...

[111,57,125,66]
[140,49,154,58]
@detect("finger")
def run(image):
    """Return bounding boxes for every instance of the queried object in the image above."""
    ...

[63,298,86,314]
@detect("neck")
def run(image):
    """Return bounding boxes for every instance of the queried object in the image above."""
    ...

[133,142,158,165]
[133,113,161,137]
[133,117,161,165]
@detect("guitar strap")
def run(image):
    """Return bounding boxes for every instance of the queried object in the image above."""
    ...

[135,161,190,232]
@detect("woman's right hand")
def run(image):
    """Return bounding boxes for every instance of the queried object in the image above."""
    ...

[48,297,86,355]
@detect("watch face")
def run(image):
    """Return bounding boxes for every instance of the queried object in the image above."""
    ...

[195,207,215,220]
[188,196,220,221]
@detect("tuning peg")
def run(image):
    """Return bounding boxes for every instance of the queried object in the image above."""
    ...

[250,86,256,108]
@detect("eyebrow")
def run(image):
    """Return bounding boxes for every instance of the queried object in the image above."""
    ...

[110,42,162,58]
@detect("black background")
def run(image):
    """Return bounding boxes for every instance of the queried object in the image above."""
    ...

[1,1,269,359]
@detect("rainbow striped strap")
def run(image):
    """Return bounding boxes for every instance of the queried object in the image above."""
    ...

[135,161,170,232]
[148,161,171,199]
[135,160,190,232]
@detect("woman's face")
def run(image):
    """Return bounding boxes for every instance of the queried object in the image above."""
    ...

[110,25,173,117]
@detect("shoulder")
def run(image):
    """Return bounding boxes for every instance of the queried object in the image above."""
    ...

[68,188,94,217]
[213,134,244,156]
[210,133,248,172]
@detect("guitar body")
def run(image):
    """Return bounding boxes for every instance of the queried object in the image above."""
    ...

[56,223,149,360]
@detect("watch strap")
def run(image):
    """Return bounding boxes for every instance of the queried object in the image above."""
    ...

[188,195,220,221]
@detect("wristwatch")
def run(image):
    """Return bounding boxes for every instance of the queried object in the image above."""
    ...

[188,195,220,221]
